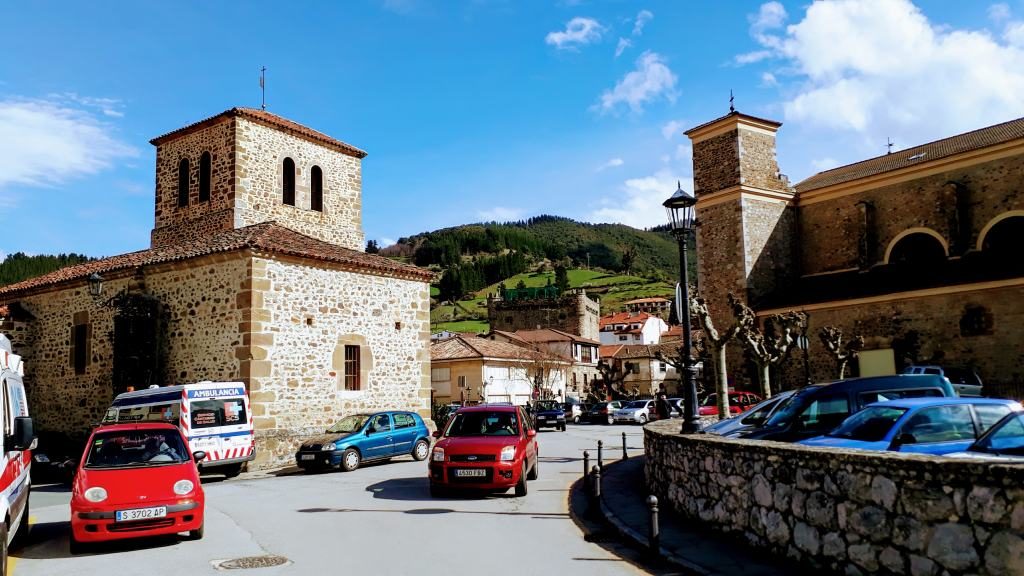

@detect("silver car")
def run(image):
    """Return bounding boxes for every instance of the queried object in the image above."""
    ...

[613,400,654,424]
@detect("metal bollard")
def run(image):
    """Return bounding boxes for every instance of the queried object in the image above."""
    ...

[592,465,602,501]
[647,495,660,558]
[622,431,628,460]
[597,440,603,470]
[583,450,590,492]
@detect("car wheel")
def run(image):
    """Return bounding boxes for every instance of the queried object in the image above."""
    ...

[412,439,430,461]
[514,463,528,497]
[188,522,205,540]
[341,448,361,472]
[68,530,85,556]
[638,414,647,424]
[11,493,29,551]
[222,463,243,479]
[527,458,538,480]
[573,415,580,424]
[0,521,8,572]
[606,415,614,425]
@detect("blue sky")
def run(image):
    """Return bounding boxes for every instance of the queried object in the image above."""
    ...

[2,0,1024,257]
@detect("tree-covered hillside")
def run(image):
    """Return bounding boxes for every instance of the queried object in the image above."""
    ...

[0,252,94,287]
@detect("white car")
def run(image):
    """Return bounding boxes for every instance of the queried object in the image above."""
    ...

[563,403,584,424]
[613,400,654,424]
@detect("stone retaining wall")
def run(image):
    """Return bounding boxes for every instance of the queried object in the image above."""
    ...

[644,420,1024,575]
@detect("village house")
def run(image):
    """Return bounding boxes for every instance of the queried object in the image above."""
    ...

[485,328,600,402]
[430,334,569,405]
[598,311,669,345]
[0,107,434,469]
[598,343,682,397]
[622,296,672,318]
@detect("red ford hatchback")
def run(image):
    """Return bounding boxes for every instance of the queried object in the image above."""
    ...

[70,422,206,553]
[428,404,538,497]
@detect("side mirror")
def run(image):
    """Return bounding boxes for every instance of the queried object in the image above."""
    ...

[526,429,537,438]
[891,433,917,448]
[192,451,207,463]
[431,430,442,438]
[8,416,33,451]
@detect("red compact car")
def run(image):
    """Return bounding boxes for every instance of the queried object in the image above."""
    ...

[428,404,538,497]
[70,422,205,553]
[698,392,764,416]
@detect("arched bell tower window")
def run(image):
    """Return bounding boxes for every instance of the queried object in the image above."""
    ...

[177,158,189,207]
[199,152,211,202]
[311,165,323,212]
[283,157,296,206]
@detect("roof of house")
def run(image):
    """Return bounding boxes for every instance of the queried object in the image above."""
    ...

[599,311,653,329]
[0,222,433,299]
[510,328,601,346]
[604,343,682,360]
[431,335,566,363]
[149,107,368,159]
[661,325,683,341]
[795,116,1024,194]
[623,297,671,305]
[684,110,782,137]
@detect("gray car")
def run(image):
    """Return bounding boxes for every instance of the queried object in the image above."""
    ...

[703,390,796,438]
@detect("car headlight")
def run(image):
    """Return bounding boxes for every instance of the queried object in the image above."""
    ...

[432,447,445,462]
[84,487,107,503]
[321,443,336,451]
[173,480,195,495]
[500,445,516,461]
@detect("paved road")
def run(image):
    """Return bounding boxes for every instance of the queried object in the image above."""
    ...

[12,423,650,576]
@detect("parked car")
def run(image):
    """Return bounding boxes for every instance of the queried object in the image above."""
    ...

[902,365,983,397]
[295,411,431,473]
[698,391,763,416]
[704,390,798,438]
[585,401,623,425]
[613,400,655,425]
[947,410,1024,461]
[800,398,1020,455]
[667,398,683,418]
[562,402,587,424]
[70,422,205,553]
[739,374,955,443]
[428,404,538,497]
[533,400,567,431]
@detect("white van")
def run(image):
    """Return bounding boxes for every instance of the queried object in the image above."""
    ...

[103,381,254,477]
[0,334,35,570]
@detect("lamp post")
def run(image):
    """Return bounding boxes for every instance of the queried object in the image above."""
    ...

[797,316,812,386]
[663,182,701,434]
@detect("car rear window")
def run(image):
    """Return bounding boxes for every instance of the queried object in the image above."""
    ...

[973,404,1012,433]
[899,405,975,443]
[190,398,247,429]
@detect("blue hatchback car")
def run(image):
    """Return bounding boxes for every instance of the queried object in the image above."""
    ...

[800,397,1021,455]
[295,411,432,472]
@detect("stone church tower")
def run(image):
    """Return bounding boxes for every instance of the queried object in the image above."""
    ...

[685,110,795,324]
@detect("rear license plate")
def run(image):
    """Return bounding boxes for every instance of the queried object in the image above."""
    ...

[300,454,315,461]
[454,469,486,477]
[115,506,167,522]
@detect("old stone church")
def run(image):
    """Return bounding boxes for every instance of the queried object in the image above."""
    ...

[0,107,433,468]
[688,110,1024,397]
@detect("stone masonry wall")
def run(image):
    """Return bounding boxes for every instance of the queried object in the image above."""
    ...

[695,200,746,327]
[152,118,237,248]
[489,292,600,340]
[739,130,786,192]
[235,118,364,251]
[742,197,794,307]
[799,153,1024,275]
[246,256,430,469]
[644,420,1024,576]
[9,254,249,436]
[693,129,740,196]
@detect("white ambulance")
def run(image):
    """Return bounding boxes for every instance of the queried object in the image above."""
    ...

[103,381,255,477]
[0,334,35,573]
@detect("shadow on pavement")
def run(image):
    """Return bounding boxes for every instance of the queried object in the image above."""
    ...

[363,477,530,502]
[14,520,181,560]
[297,505,569,519]
[30,483,71,494]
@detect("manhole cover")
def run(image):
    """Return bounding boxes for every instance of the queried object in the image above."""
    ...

[214,555,291,570]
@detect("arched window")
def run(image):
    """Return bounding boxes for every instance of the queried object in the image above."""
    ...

[177,158,189,207]
[282,157,296,206]
[199,152,211,202]
[981,216,1024,259]
[888,233,946,272]
[311,165,323,212]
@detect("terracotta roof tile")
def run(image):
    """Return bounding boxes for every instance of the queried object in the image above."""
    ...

[149,107,368,159]
[599,311,653,329]
[510,328,601,346]
[623,297,670,305]
[0,222,433,298]
[431,335,565,362]
[795,116,1024,193]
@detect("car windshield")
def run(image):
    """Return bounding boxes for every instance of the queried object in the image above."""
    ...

[701,394,717,407]
[970,412,1024,456]
[85,429,189,469]
[327,414,370,433]
[625,400,647,409]
[763,387,822,428]
[535,401,560,411]
[827,406,908,441]
[741,393,793,425]
[445,411,519,437]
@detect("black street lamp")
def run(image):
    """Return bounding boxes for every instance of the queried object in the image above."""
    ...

[797,315,812,386]
[663,182,701,434]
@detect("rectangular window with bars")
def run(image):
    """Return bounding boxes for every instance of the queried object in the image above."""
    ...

[344,345,360,391]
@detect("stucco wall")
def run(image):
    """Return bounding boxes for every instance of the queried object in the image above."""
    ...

[247,256,430,469]
[644,420,1024,576]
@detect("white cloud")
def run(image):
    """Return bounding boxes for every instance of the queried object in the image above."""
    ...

[379,237,396,247]
[597,157,624,171]
[1006,21,1024,47]
[615,37,632,58]
[546,17,605,50]
[989,3,1011,22]
[587,170,690,228]
[477,206,525,222]
[0,97,137,189]
[661,119,686,139]
[810,157,839,172]
[632,10,653,36]
[760,72,778,86]
[735,50,773,64]
[595,51,678,114]
[675,143,692,161]
[740,0,1024,148]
